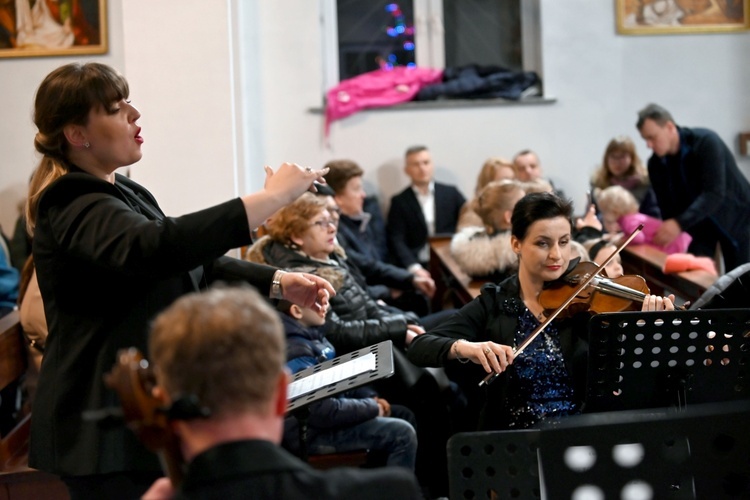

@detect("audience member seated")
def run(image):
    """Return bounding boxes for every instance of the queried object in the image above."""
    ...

[278,299,418,470]
[10,202,32,272]
[322,160,436,316]
[512,149,565,199]
[323,160,388,263]
[387,145,466,271]
[586,239,625,278]
[17,255,46,403]
[590,136,661,218]
[142,286,422,500]
[244,193,463,498]
[457,157,516,230]
[246,192,432,352]
[569,240,590,264]
[0,231,19,318]
[596,185,692,254]
[407,193,676,431]
[450,180,524,282]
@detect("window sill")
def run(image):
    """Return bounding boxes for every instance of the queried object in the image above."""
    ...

[307,95,557,114]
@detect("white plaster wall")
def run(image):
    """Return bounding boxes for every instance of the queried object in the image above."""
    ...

[0,0,126,235]
[120,0,242,218]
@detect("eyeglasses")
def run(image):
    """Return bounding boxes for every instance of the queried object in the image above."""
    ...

[310,219,337,229]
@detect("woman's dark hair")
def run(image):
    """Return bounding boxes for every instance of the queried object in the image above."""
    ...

[26,63,129,233]
[511,192,573,240]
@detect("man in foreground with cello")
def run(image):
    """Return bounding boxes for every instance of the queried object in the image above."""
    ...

[407,192,675,431]
[141,285,421,499]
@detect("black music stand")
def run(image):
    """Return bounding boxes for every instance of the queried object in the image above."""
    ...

[447,429,542,500]
[286,340,395,459]
[584,308,750,413]
[537,400,750,499]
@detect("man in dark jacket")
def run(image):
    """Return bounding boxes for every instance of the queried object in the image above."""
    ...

[322,160,436,316]
[637,103,750,272]
[387,145,466,270]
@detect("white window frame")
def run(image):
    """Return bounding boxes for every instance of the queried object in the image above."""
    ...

[320,0,542,96]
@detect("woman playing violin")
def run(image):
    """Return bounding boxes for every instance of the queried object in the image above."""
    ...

[407,192,674,431]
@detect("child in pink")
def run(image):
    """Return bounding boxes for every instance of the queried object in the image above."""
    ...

[595,185,692,254]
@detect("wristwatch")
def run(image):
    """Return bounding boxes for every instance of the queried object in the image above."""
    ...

[270,270,286,300]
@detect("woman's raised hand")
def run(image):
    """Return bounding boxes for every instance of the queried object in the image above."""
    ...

[263,163,329,204]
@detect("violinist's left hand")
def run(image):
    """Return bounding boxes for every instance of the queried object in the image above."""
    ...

[641,293,675,311]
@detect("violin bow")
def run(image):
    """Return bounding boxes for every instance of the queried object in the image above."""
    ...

[479,224,645,387]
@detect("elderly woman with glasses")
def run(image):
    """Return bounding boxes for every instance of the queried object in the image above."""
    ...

[245,192,424,353]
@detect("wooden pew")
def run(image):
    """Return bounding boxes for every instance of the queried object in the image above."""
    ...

[430,237,717,309]
[620,245,717,305]
[429,236,488,310]
[0,311,68,499]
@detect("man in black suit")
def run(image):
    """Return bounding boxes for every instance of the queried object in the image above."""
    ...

[142,286,422,500]
[387,145,466,271]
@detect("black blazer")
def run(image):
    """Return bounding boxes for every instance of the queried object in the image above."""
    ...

[177,439,422,499]
[386,182,466,268]
[29,171,278,476]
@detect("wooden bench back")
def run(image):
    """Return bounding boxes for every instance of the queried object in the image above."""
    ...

[0,310,31,472]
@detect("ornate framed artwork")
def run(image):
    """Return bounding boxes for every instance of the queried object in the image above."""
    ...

[0,0,107,58]
[616,0,750,35]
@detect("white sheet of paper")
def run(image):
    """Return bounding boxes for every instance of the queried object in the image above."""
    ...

[288,352,377,399]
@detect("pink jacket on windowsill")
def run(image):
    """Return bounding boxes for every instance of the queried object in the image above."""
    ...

[325,66,443,135]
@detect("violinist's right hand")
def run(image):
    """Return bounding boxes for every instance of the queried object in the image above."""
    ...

[451,340,514,374]
[142,477,174,500]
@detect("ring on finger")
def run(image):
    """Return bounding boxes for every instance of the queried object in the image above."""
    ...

[483,347,492,355]
[305,166,313,173]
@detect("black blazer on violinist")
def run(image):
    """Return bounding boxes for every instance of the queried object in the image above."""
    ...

[29,170,278,476]
[407,275,589,431]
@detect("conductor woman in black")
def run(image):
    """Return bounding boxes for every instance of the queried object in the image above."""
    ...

[25,62,335,499]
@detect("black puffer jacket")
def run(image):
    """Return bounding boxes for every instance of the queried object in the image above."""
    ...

[245,237,409,353]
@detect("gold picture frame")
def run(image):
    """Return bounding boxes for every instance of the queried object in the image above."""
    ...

[0,0,108,58]
[616,0,750,35]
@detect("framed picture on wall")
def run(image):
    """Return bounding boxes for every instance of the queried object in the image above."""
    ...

[616,0,750,35]
[0,0,107,58]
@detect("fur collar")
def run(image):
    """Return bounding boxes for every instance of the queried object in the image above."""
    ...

[449,227,517,277]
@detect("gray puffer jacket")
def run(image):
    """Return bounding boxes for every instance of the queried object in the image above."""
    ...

[245,236,409,353]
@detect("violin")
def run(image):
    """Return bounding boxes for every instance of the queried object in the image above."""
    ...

[104,348,186,488]
[479,224,648,387]
[538,260,650,317]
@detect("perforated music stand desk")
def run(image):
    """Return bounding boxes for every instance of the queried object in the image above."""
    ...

[584,308,750,413]
[537,400,750,499]
[286,340,394,413]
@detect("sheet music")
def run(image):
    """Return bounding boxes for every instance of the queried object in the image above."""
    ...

[288,352,377,400]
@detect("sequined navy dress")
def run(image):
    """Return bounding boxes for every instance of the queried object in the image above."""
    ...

[503,308,579,429]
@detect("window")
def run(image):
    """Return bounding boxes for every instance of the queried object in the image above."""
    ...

[321,0,542,95]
